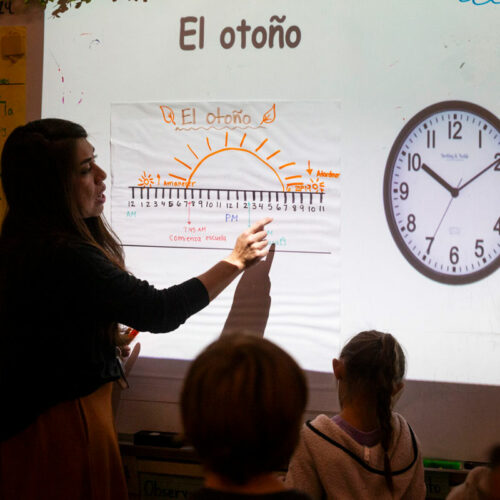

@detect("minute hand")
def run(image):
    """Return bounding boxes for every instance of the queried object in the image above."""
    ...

[458,154,500,193]
[422,163,459,197]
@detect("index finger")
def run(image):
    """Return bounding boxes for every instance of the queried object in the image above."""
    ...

[248,217,273,233]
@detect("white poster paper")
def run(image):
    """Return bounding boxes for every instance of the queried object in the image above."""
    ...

[111,101,341,372]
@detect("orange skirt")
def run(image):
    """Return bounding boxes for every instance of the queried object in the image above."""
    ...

[0,382,128,500]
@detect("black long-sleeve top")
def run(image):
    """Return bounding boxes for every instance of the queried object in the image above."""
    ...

[0,240,209,441]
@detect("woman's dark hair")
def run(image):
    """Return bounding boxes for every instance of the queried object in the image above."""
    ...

[1,118,123,267]
[340,330,406,492]
[1,118,125,346]
[181,333,308,485]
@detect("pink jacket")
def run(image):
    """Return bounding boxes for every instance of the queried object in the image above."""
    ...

[285,413,426,499]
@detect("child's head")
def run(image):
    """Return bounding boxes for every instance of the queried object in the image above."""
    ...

[333,330,406,491]
[489,445,500,500]
[181,333,308,486]
[334,330,405,404]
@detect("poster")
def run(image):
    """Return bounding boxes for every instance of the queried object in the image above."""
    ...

[111,101,341,371]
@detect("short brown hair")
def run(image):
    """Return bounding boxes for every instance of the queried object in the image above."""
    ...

[181,334,308,484]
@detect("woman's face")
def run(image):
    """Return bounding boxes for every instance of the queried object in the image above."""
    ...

[73,138,107,218]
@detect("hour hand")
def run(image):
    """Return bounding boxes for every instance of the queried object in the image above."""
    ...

[422,163,459,198]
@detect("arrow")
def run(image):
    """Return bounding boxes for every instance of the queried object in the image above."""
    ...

[187,202,191,224]
[306,160,313,176]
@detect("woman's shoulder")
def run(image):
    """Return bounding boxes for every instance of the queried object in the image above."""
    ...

[45,237,110,263]
[0,234,78,269]
[1,233,97,257]
[22,238,117,282]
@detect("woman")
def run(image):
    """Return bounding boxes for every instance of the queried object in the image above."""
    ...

[0,119,271,499]
[285,331,425,499]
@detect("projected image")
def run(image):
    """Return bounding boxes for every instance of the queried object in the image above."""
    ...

[383,101,500,285]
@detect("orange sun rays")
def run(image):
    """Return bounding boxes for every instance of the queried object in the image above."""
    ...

[167,132,303,191]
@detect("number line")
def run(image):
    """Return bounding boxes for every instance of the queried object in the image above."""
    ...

[128,186,325,203]
[121,243,332,255]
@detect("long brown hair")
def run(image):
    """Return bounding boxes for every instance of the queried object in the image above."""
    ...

[1,119,123,266]
[340,330,405,492]
[1,118,125,344]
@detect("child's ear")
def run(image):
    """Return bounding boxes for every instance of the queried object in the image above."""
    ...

[332,358,345,380]
[392,381,404,397]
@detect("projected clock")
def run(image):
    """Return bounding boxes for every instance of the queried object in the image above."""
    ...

[383,101,500,284]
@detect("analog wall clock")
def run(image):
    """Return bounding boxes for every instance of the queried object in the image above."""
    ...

[383,101,500,284]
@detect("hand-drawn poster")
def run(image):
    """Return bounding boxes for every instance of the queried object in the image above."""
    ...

[0,26,26,223]
[111,101,340,372]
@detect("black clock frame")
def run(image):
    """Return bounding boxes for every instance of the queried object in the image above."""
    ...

[383,100,500,285]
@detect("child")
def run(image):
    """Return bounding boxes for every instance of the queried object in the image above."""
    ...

[447,444,500,500]
[285,330,425,499]
[181,333,310,499]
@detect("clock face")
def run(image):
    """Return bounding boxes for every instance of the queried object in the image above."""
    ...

[384,101,500,284]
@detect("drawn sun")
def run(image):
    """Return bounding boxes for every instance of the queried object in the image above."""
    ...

[167,131,303,192]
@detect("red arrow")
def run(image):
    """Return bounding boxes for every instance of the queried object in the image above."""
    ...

[187,202,191,224]
[306,160,313,176]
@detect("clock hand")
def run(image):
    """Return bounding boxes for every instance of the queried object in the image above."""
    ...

[457,154,500,192]
[430,177,463,248]
[422,163,459,198]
